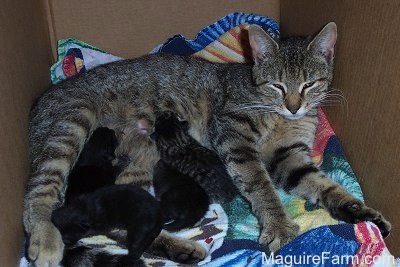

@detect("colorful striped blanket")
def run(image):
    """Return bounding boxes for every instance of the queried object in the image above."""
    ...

[21,12,397,267]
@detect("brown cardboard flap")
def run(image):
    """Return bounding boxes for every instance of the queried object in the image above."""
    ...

[281,0,400,255]
[0,1,52,266]
[46,0,280,60]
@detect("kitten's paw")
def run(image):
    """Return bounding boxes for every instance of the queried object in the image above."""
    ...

[27,221,64,267]
[334,200,391,238]
[259,218,299,252]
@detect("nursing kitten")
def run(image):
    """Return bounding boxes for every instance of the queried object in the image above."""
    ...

[24,22,391,266]
[52,185,163,265]
[53,127,154,266]
[151,111,237,204]
[153,160,210,231]
[65,127,125,201]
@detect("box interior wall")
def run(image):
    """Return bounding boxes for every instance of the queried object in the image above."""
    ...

[1,1,398,265]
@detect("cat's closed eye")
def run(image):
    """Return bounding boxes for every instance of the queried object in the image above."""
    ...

[271,83,286,94]
[303,81,315,89]
[300,79,327,95]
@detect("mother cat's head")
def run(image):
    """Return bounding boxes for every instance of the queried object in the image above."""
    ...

[248,22,337,120]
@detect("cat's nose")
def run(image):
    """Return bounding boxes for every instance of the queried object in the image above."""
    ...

[287,106,300,114]
[285,95,301,114]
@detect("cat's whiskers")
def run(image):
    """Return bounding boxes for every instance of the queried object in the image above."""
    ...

[225,102,277,114]
[306,89,348,116]
[323,89,348,115]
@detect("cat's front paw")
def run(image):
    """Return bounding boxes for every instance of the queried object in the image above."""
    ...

[27,221,64,267]
[167,238,206,263]
[147,231,206,263]
[259,218,299,252]
[333,200,391,238]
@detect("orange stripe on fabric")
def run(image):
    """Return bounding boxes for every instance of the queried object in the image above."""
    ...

[218,38,244,55]
[203,48,231,62]
[208,41,245,62]
[229,26,244,41]
[193,50,223,63]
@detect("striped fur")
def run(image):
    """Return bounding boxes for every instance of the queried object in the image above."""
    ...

[24,23,390,266]
[151,111,237,203]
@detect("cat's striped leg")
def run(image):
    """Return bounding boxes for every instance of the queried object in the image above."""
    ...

[114,130,157,190]
[268,142,391,237]
[115,165,153,190]
[209,119,299,252]
[24,106,97,267]
[230,159,300,251]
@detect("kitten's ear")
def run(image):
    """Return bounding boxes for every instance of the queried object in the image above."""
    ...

[248,25,279,62]
[308,22,337,61]
[78,221,90,232]
[149,132,157,141]
[179,121,189,130]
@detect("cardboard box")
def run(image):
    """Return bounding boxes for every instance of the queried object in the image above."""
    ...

[0,1,398,265]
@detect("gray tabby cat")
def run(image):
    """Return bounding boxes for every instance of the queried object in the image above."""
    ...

[24,22,391,267]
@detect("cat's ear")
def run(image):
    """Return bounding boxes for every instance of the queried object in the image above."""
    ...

[308,22,337,61]
[248,25,279,63]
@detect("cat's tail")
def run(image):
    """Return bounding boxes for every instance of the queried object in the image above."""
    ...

[62,245,145,267]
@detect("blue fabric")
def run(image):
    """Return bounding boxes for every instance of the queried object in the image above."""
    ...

[321,136,364,201]
[204,224,361,267]
[155,12,279,56]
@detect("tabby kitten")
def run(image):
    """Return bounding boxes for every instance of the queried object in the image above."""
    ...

[151,111,227,231]
[151,111,237,203]
[24,22,391,267]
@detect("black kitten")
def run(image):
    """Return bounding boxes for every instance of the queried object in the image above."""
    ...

[153,160,209,231]
[52,185,163,261]
[65,127,128,202]
[52,127,160,263]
